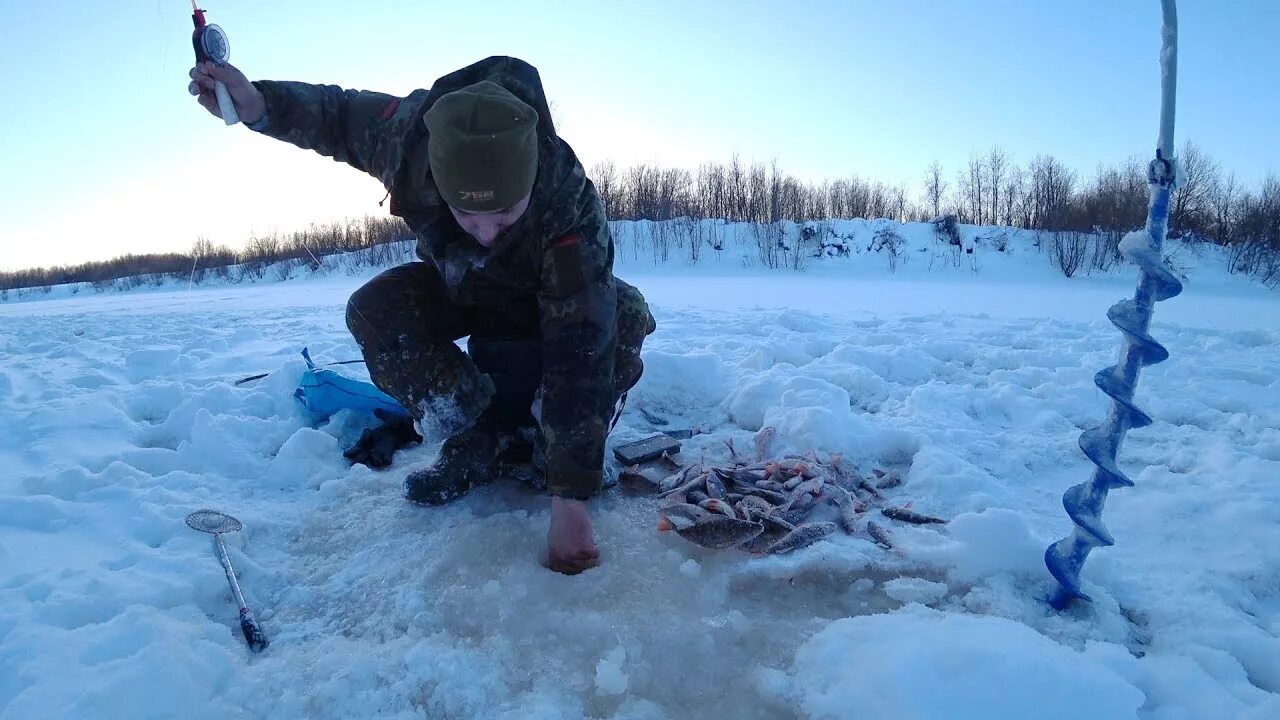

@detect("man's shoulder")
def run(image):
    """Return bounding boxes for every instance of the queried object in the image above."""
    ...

[370,87,437,193]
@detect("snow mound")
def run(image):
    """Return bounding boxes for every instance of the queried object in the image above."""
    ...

[791,605,1145,719]
[882,577,949,605]
[946,508,1047,583]
[632,348,731,414]
[725,370,918,462]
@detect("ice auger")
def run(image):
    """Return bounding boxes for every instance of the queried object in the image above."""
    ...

[1044,0,1184,609]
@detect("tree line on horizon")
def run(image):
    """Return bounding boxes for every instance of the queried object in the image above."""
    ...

[2,140,1277,296]
[591,142,1275,274]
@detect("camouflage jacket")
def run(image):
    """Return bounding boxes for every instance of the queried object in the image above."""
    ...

[250,57,618,499]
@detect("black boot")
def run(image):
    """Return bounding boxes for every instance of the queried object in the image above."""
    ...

[404,423,499,505]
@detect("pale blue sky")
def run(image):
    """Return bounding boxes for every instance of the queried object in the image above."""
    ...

[0,0,1273,271]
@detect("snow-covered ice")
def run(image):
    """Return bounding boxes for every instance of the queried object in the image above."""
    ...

[1,221,1277,718]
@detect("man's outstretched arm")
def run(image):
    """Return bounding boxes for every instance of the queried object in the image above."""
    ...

[190,61,403,181]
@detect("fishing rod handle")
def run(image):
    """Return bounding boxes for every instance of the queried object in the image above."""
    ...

[215,81,239,126]
[213,534,268,651]
[239,606,270,652]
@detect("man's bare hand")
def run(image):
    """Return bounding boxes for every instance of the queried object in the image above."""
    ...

[187,61,266,124]
[544,496,600,575]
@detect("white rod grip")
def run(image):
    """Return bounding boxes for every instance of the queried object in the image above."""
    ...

[215,81,239,126]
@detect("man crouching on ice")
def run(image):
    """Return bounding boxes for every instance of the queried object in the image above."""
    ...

[189,56,655,575]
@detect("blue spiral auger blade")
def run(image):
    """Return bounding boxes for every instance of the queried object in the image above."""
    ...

[1046,0,1183,612]
[1046,235,1183,609]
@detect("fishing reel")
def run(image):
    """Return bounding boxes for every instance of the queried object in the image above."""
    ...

[191,2,239,125]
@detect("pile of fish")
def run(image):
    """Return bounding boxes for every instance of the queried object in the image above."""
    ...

[619,432,947,556]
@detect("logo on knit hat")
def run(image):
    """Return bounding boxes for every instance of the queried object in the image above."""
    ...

[458,190,496,203]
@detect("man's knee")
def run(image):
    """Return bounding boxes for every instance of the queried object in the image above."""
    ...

[613,279,655,394]
[346,275,397,351]
[345,284,377,343]
[345,263,453,352]
[615,279,656,347]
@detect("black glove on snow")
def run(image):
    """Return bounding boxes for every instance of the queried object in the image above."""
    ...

[343,409,422,469]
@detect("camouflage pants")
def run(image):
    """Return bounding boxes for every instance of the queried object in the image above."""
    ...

[345,261,655,438]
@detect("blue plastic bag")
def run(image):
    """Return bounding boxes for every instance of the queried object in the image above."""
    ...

[293,348,409,422]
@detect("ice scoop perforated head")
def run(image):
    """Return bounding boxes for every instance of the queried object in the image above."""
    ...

[185,509,243,534]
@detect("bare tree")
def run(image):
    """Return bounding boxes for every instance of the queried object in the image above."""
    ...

[1210,171,1240,243]
[804,180,829,220]
[827,179,848,219]
[1170,141,1221,238]
[767,160,783,223]
[696,162,725,221]
[727,154,748,221]
[1227,175,1280,284]
[590,161,619,218]
[891,183,908,222]
[950,171,971,224]
[1002,165,1024,227]
[747,162,769,223]
[924,161,946,219]
[987,147,1008,227]
[656,167,693,220]
[624,164,661,220]
[1029,154,1077,229]
[967,153,986,225]
[842,176,873,219]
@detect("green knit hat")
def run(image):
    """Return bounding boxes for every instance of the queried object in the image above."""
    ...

[423,81,539,213]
